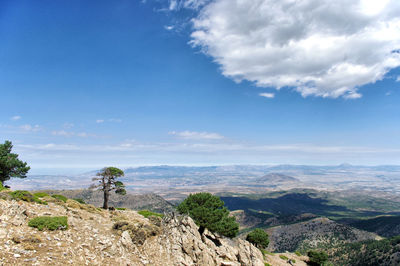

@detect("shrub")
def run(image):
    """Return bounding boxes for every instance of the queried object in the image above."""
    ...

[51,194,68,203]
[295,251,302,256]
[0,181,6,191]
[73,198,86,204]
[246,228,269,249]
[9,190,47,205]
[28,216,68,231]
[138,209,163,218]
[280,255,289,260]
[116,207,126,210]
[177,192,239,238]
[307,250,329,266]
[33,192,49,198]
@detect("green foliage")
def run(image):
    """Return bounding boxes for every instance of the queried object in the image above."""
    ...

[28,216,68,231]
[9,190,47,205]
[138,209,163,218]
[0,140,30,183]
[331,235,400,265]
[279,255,288,260]
[51,194,68,203]
[33,192,49,198]
[116,207,126,210]
[264,263,271,266]
[0,181,5,191]
[307,250,328,266]
[295,251,302,256]
[246,228,269,249]
[73,198,86,204]
[177,192,239,238]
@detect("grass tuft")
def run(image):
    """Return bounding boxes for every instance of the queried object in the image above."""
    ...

[138,210,164,218]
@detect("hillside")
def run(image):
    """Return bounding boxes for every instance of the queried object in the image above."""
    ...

[255,173,299,183]
[345,215,400,237]
[330,236,400,266]
[0,191,309,265]
[265,217,381,253]
[36,189,175,213]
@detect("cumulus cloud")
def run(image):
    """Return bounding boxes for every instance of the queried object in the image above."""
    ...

[259,92,275,99]
[11,116,21,121]
[396,76,400,82]
[169,130,224,140]
[190,0,400,98]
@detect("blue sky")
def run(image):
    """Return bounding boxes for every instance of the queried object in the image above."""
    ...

[1,0,400,174]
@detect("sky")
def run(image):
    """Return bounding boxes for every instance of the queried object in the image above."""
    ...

[1,0,400,174]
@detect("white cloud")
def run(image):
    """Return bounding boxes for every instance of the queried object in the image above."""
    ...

[396,76,400,82]
[11,116,21,121]
[168,0,210,11]
[190,0,400,99]
[52,130,95,138]
[96,118,121,123]
[63,122,74,129]
[259,92,275,99]
[20,124,41,132]
[169,130,225,140]
[165,25,174,31]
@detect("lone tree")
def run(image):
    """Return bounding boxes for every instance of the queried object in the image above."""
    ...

[246,228,269,249]
[91,167,126,209]
[177,192,239,238]
[307,250,329,266]
[0,140,30,185]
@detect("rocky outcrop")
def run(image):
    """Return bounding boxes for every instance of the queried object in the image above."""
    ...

[150,213,264,266]
[0,198,264,265]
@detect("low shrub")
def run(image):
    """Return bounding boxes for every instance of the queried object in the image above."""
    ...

[138,210,164,218]
[307,250,329,266]
[33,192,49,198]
[9,190,47,205]
[295,251,302,256]
[51,194,68,203]
[116,207,126,210]
[279,255,288,260]
[28,216,68,231]
[73,198,86,204]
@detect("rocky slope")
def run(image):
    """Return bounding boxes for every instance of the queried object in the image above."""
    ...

[36,189,175,213]
[0,194,308,265]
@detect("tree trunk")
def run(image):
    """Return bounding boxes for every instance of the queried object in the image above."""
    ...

[103,189,109,209]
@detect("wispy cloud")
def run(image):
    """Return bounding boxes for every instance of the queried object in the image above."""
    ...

[259,92,275,99]
[396,76,400,82]
[96,118,122,124]
[51,130,96,138]
[63,122,74,129]
[169,130,224,140]
[11,115,21,121]
[20,124,41,132]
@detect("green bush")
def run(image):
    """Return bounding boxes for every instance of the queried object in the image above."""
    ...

[73,198,86,204]
[246,228,269,249]
[138,209,163,218]
[51,194,67,203]
[295,251,302,256]
[307,250,329,266]
[177,192,239,238]
[9,190,47,205]
[0,181,6,191]
[28,216,68,231]
[280,255,289,260]
[116,207,126,210]
[33,192,49,198]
